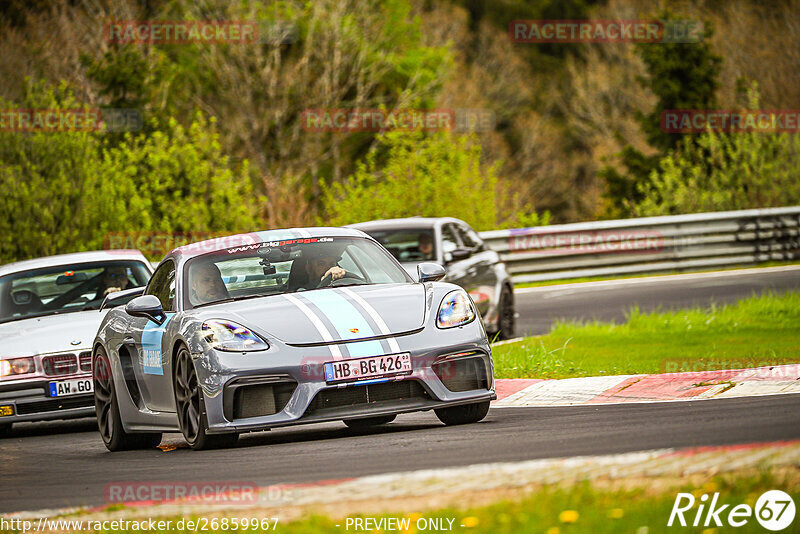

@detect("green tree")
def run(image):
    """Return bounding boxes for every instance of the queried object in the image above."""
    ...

[79,114,258,252]
[600,13,722,216]
[0,81,100,262]
[321,129,546,230]
[635,86,800,216]
[0,82,259,263]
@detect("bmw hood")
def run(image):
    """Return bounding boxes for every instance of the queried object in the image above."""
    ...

[0,311,107,358]
[207,283,427,345]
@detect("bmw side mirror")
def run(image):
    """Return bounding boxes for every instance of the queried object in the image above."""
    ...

[417,263,446,283]
[100,287,146,311]
[450,248,472,261]
[125,295,166,325]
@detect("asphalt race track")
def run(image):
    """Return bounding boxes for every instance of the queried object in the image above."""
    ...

[514,266,800,336]
[2,267,800,514]
[2,395,800,513]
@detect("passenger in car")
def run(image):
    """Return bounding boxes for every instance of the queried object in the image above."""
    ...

[189,262,230,305]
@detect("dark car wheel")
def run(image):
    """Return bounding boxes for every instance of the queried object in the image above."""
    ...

[174,346,238,450]
[94,347,162,451]
[0,423,11,438]
[434,401,490,426]
[343,415,396,428]
[496,285,515,340]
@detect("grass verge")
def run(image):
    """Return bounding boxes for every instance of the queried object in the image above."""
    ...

[493,291,800,379]
[284,471,798,534]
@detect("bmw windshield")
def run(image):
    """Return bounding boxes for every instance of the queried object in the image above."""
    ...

[0,261,152,324]
[183,236,412,309]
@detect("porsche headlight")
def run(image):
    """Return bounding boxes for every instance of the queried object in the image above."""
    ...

[201,320,269,352]
[437,290,476,329]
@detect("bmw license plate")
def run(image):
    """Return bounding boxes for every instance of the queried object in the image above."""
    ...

[48,378,93,397]
[324,353,412,384]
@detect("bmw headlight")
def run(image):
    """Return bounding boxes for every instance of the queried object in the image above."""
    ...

[201,320,269,352]
[0,357,35,378]
[437,290,476,329]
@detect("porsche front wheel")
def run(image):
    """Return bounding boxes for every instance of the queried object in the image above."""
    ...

[174,346,238,450]
[94,347,162,451]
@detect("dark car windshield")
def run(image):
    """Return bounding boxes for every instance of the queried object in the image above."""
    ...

[183,236,411,309]
[0,260,152,324]
[362,229,436,263]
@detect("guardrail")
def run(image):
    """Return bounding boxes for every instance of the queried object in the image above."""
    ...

[478,207,800,284]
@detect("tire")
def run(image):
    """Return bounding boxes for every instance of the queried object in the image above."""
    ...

[0,423,11,438]
[343,415,396,428]
[434,401,490,426]
[496,285,515,340]
[94,347,162,451]
[174,345,238,450]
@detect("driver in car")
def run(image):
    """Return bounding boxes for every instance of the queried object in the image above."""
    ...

[418,233,434,260]
[301,249,346,290]
[189,262,230,305]
[93,266,130,300]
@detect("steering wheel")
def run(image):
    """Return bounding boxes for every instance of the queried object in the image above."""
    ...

[318,272,364,288]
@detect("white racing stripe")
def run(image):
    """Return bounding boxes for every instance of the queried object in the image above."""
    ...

[339,287,401,353]
[283,293,343,359]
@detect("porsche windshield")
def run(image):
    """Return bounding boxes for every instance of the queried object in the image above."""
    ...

[0,261,152,323]
[184,237,411,308]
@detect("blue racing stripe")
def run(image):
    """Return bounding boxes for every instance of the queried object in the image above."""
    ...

[300,291,384,358]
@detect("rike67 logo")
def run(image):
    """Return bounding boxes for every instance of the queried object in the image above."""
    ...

[669,490,796,531]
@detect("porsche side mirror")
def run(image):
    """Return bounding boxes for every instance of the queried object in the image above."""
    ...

[125,295,166,325]
[417,263,446,283]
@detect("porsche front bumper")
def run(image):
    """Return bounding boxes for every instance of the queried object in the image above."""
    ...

[195,324,495,434]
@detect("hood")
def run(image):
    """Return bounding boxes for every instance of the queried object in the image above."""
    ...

[203,283,427,345]
[0,310,107,358]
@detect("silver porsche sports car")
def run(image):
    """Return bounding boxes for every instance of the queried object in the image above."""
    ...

[93,227,495,450]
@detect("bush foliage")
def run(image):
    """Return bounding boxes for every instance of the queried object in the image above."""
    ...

[636,87,800,216]
[0,83,257,263]
[322,130,547,230]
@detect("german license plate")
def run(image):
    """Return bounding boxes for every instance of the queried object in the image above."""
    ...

[324,353,412,384]
[48,378,93,397]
